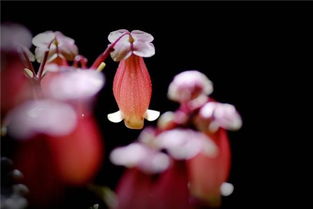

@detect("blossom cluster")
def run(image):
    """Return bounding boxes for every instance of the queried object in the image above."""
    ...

[1,23,241,209]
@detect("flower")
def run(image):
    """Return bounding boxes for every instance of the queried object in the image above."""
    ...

[107,29,159,129]
[196,101,242,132]
[168,70,213,103]
[32,31,78,64]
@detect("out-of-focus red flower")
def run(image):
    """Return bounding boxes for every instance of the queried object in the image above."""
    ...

[187,129,231,207]
[0,23,33,116]
[6,99,104,206]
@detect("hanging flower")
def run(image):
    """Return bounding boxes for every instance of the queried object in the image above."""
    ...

[7,99,104,206]
[107,29,159,129]
[110,128,195,209]
[32,31,78,64]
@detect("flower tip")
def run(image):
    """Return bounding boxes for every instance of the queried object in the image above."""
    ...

[144,109,160,121]
[107,111,123,123]
[124,117,144,130]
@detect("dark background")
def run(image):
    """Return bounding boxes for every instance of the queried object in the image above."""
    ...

[2,1,311,209]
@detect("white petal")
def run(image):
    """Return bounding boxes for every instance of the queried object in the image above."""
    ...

[133,41,155,57]
[32,31,55,48]
[145,109,160,121]
[131,30,154,42]
[110,35,132,61]
[108,29,129,43]
[107,111,123,123]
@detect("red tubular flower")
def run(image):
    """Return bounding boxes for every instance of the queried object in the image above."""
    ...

[107,29,159,129]
[112,54,154,129]
[7,100,103,207]
[187,129,231,207]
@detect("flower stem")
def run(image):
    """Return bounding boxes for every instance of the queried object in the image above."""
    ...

[90,32,130,69]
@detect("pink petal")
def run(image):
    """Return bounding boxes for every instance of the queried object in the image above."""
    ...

[108,29,129,43]
[44,69,104,101]
[156,129,217,160]
[1,23,33,51]
[131,30,154,42]
[133,41,155,57]
[6,100,77,139]
[32,31,55,48]
[113,55,152,129]
[110,35,132,61]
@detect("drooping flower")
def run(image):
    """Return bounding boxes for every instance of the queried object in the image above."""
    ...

[156,70,242,207]
[110,128,195,209]
[6,99,103,206]
[107,29,159,129]
[0,23,33,116]
[32,31,78,64]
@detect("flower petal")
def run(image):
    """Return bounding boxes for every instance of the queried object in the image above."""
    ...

[156,129,217,160]
[44,69,105,101]
[110,35,132,61]
[6,100,77,139]
[131,30,154,42]
[144,109,160,121]
[107,111,123,123]
[32,31,55,48]
[133,41,155,57]
[108,29,129,43]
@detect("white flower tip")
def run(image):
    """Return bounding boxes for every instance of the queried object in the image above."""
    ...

[107,111,123,123]
[145,109,160,121]
[220,182,234,196]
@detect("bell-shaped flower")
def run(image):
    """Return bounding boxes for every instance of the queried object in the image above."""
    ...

[187,128,231,207]
[32,31,78,64]
[1,23,33,115]
[107,29,159,129]
[111,130,193,209]
[12,103,103,206]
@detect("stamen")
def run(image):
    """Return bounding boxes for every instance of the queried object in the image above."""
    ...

[96,62,106,72]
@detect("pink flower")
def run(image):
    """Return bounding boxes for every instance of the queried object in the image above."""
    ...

[187,129,231,207]
[32,31,78,64]
[196,101,242,132]
[107,29,159,129]
[168,70,213,104]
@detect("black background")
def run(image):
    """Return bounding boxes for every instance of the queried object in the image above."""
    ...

[2,1,311,209]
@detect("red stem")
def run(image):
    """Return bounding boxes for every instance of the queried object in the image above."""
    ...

[90,32,130,69]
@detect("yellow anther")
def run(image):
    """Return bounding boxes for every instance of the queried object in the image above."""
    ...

[96,62,106,72]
